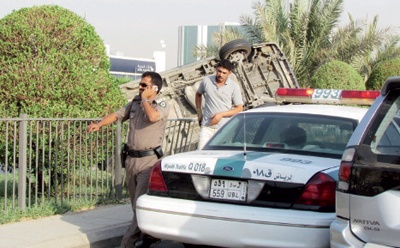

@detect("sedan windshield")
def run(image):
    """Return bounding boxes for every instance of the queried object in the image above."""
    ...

[205,112,357,157]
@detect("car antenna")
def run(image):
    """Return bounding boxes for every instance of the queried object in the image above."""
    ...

[243,108,247,160]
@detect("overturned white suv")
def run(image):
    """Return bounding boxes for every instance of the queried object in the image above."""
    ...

[330,77,400,248]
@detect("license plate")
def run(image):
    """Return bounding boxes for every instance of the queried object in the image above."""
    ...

[210,179,247,201]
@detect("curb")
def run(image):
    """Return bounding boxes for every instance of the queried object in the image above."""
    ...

[26,221,130,248]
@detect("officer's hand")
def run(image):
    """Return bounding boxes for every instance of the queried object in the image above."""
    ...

[141,85,158,99]
[86,122,100,133]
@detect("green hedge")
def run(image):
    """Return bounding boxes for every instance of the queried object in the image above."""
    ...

[366,58,400,90]
[0,5,126,118]
[310,60,364,90]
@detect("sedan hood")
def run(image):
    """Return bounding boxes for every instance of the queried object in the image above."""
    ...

[161,150,339,184]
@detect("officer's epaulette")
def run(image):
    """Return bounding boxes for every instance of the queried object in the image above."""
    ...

[155,98,167,108]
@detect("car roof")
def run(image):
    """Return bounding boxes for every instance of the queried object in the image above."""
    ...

[381,76,400,96]
[245,104,368,121]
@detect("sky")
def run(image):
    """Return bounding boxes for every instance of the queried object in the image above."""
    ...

[1,0,399,70]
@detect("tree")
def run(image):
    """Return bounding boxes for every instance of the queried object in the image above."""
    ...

[0,5,126,118]
[310,60,364,90]
[0,6,129,198]
[365,58,400,90]
[195,0,400,88]
[241,0,400,87]
[332,16,400,83]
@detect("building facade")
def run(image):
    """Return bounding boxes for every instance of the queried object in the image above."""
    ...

[177,23,241,66]
[106,44,166,80]
[109,55,156,80]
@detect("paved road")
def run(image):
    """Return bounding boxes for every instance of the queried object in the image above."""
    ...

[114,240,184,247]
[149,240,218,248]
[150,240,185,247]
[148,240,219,248]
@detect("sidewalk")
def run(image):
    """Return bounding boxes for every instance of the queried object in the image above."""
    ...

[0,203,186,248]
[0,204,132,248]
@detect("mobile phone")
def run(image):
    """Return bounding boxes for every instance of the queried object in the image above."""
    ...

[152,86,158,91]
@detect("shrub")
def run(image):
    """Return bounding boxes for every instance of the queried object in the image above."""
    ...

[366,58,400,90]
[0,5,126,118]
[0,5,128,199]
[310,60,365,90]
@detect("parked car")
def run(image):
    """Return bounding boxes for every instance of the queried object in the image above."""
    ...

[330,77,400,248]
[136,88,380,248]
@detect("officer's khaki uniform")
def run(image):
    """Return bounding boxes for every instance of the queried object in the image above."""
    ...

[115,95,170,248]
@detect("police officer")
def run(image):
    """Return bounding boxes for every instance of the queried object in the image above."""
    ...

[87,71,170,248]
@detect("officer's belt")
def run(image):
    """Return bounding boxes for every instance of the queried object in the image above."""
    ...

[127,148,156,158]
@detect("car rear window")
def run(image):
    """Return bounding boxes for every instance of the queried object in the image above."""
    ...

[369,94,400,156]
[206,112,357,156]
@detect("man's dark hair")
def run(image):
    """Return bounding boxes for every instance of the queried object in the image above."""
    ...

[142,71,163,93]
[216,59,235,72]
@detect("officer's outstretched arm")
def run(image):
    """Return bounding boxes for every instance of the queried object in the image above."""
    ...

[87,113,118,133]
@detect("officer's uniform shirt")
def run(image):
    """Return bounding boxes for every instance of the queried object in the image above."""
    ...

[115,95,170,174]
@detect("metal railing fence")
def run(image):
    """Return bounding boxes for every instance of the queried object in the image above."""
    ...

[0,115,197,212]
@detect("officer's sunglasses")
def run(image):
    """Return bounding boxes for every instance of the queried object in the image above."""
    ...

[139,83,151,88]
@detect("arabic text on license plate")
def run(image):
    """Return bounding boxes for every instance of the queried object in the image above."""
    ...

[210,179,247,201]
[312,89,342,100]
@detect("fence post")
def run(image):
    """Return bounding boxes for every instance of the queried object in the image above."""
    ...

[18,114,28,210]
[115,120,123,200]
